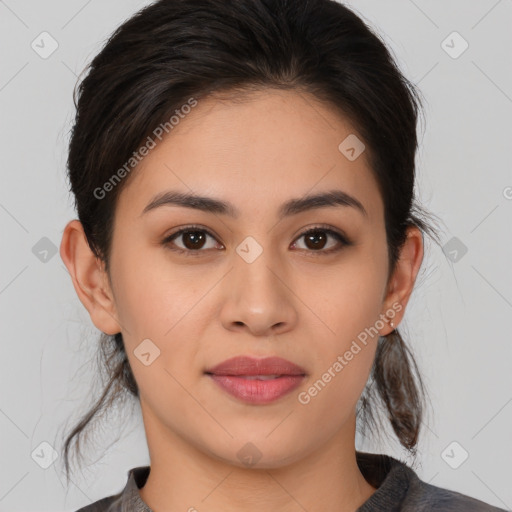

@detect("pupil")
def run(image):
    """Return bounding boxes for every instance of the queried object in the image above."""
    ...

[184,231,205,249]
[306,232,326,250]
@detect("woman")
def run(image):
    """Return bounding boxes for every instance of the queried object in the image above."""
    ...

[59,0,506,510]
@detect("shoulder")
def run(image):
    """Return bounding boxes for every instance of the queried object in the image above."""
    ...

[356,451,506,512]
[398,460,506,511]
[74,465,150,512]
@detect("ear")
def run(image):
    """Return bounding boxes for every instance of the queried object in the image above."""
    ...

[379,225,424,336]
[60,219,121,335]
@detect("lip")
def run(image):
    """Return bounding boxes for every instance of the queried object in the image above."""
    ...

[205,356,307,405]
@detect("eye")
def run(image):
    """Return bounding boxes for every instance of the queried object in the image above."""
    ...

[162,225,223,255]
[291,226,352,254]
[162,224,352,256]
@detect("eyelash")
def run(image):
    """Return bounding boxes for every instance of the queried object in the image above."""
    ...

[162,224,353,257]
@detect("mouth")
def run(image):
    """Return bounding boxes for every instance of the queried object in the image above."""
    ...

[204,356,307,405]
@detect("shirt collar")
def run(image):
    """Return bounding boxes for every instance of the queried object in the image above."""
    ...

[120,466,152,512]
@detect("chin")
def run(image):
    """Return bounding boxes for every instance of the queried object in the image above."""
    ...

[202,434,312,470]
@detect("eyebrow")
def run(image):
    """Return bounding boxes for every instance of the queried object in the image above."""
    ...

[140,189,368,219]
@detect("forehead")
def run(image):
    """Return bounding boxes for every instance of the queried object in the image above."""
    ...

[115,88,383,223]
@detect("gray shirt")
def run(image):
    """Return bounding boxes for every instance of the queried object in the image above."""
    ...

[75,451,507,511]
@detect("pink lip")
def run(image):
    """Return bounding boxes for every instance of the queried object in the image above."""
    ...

[205,356,306,405]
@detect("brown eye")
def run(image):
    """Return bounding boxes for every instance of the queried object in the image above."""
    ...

[180,230,207,250]
[292,227,351,254]
[163,226,222,254]
[304,231,328,250]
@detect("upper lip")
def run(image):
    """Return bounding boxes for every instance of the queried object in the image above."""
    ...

[205,356,306,376]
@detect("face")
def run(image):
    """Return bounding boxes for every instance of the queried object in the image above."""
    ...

[80,89,410,468]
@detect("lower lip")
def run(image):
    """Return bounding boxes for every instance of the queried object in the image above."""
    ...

[208,374,305,404]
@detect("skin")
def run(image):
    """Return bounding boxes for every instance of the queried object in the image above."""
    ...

[60,89,423,512]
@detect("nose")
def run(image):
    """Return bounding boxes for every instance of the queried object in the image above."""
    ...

[219,246,298,337]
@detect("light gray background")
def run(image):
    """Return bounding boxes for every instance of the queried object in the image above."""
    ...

[1,0,511,510]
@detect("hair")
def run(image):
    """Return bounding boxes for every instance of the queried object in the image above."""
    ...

[62,0,441,482]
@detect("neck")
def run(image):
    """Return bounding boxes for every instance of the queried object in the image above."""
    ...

[138,408,376,512]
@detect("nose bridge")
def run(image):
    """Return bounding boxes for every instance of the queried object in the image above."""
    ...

[234,240,284,307]
[236,246,280,299]
[220,236,297,335]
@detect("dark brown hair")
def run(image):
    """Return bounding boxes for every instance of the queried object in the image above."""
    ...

[61,0,441,482]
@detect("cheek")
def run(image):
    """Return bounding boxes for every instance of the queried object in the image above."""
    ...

[296,292,381,436]
[110,251,211,384]
[110,247,210,339]
[293,254,386,411]
[299,255,386,344]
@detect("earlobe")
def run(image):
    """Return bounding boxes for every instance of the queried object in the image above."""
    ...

[380,226,424,335]
[60,219,121,335]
